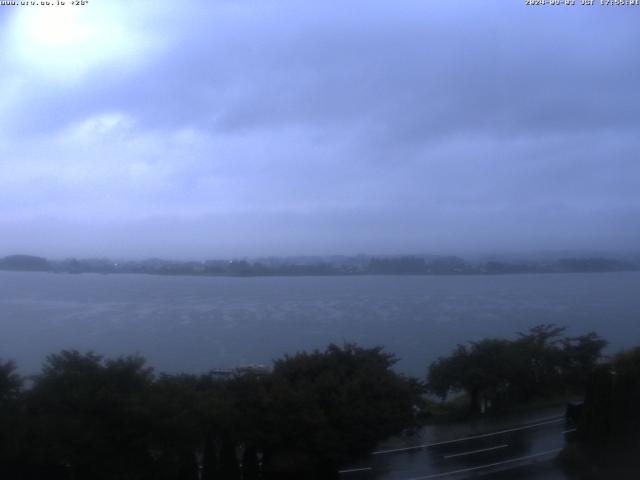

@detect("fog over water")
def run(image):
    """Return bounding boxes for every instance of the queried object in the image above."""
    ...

[2,271,639,376]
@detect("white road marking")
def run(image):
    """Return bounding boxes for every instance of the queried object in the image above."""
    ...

[372,416,564,455]
[443,444,509,459]
[563,428,577,434]
[405,448,563,480]
[338,467,373,474]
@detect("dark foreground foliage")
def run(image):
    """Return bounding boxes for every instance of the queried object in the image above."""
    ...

[559,346,640,480]
[0,344,422,480]
[0,328,625,479]
[427,325,607,414]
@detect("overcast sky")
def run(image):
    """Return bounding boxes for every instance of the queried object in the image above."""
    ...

[0,0,638,259]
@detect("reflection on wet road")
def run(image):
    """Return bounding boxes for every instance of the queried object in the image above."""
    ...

[340,407,572,480]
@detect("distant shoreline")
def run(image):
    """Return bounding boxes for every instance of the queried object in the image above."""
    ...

[1,253,638,280]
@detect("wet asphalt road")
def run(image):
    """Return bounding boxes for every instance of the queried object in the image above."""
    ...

[339,407,572,480]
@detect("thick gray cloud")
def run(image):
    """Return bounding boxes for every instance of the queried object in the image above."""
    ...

[1,0,639,258]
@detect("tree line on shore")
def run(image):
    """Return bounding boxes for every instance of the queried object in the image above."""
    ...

[0,326,637,479]
[1,253,638,277]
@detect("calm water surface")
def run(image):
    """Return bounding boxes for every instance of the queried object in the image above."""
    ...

[1,271,639,375]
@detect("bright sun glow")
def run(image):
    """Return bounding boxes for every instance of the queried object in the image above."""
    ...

[7,4,149,82]
[29,9,90,46]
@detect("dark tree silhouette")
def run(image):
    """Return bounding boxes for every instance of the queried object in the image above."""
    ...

[428,325,607,414]
[264,344,424,476]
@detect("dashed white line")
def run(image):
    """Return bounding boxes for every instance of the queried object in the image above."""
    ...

[443,444,509,459]
[404,448,563,480]
[372,416,564,455]
[563,428,577,434]
[338,467,373,474]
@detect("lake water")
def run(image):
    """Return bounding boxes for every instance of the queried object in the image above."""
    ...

[1,271,639,376]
